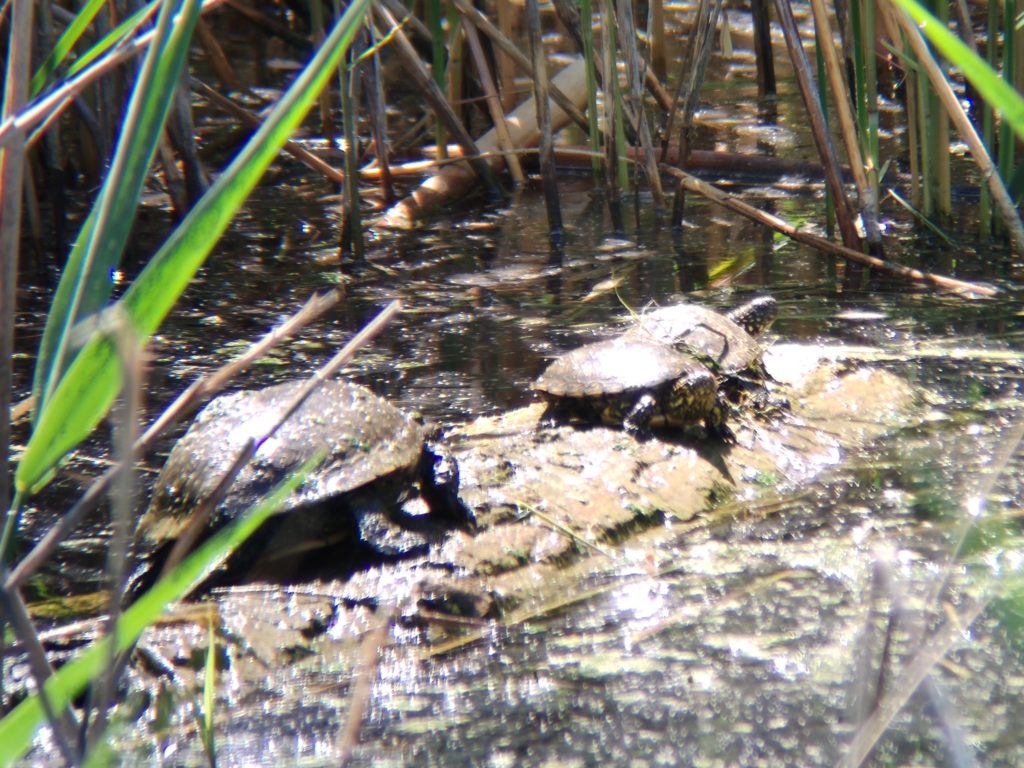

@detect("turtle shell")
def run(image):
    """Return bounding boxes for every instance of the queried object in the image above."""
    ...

[533,337,724,433]
[622,297,775,374]
[143,379,425,545]
[534,336,705,398]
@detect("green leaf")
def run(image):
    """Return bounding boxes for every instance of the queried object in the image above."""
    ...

[30,0,108,95]
[16,0,372,495]
[32,0,201,419]
[0,452,323,766]
[890,0,1024,144]
[201,619,217,761]
[64,2,161,82]
[30,0,117,96]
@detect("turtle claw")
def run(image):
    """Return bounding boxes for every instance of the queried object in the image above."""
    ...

[706,418,736,445]
[703,398,736,444]
[622,393,656,439]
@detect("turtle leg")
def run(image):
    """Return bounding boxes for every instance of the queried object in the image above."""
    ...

[719,368,788,419]
[417,442,476,527]
[538,403,562,427]
[538,397,574,428]
[621,393,657,438]
[703,396,736,444]
[667,371,735,443]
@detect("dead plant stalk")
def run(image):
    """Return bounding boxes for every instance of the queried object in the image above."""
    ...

[662,165,998,297]
[810,0,885,253]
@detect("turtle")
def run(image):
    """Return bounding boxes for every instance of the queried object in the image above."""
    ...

[532,336,732,440]
[621,296,777,377]
[137,379,471,587]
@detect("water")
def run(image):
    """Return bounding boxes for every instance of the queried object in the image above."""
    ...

[143,179,1020,419]
[12,49,1024,768]
[70,181,1020,766]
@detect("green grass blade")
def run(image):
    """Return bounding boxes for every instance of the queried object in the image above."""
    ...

[891,0,1024,144]
[16,0,372,495]
[64,2,160,81]
[201,619,217,762]
[579,0,602,179]
[30,0,108,96]
[32,0,201,418]
[998,0,1017,189]
[0,453,322,766]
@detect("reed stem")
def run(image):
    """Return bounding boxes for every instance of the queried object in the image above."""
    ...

[579,0,603,179]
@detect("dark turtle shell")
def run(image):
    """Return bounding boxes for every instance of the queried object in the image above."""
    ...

[533,337,725,434]
[622,296,776,375]
[142,379,426,546]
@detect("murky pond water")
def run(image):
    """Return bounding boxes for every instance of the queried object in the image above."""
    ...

[17,179,1014,766]
[12,44,1024,768]
[15,172,1024,763]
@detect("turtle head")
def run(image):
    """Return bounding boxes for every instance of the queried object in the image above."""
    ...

[728,296,777,337]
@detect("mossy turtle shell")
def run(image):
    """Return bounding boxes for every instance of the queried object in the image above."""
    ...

[534,337,710,397]
[622,296,776,374]
[143,380,425,544]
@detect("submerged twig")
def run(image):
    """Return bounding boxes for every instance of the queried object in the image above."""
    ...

[921,418,1024,643]
[336,612,391,766]
[836,594,990,768]
[853,552,977,768]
